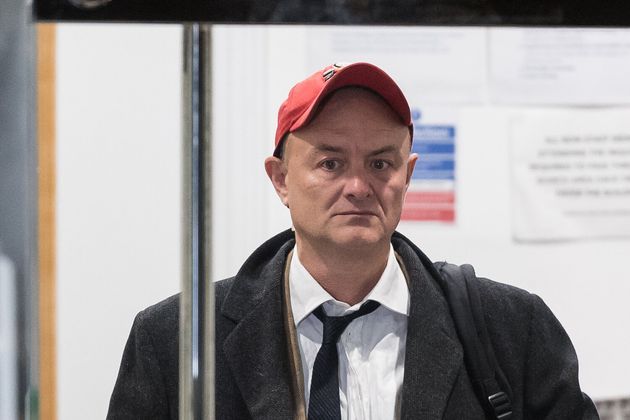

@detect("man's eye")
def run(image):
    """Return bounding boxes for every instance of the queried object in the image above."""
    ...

[372,159,389,170]
[321,160,340,171]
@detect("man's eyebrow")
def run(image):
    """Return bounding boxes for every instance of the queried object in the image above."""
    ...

[368,145,398,156]
[313,144,345,153]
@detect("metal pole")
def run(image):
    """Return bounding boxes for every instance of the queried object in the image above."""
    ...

[181,23,214,420]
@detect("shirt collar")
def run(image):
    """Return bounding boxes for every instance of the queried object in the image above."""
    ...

[289,244,410,326]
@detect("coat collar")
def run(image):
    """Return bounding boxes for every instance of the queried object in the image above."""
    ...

[221,230,296,419]
[220,229,296,322]
[221,230,463,419]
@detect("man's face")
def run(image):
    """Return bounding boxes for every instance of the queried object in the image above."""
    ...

[266,88,417,252]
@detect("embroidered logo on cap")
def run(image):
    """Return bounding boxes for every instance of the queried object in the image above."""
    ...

[322,63,345,81]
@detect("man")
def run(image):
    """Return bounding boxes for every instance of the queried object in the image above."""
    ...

[108,62,598,419]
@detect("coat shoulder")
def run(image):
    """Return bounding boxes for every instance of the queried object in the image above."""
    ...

[474,276,536,314]
[470,276,539,352]
[136,294,179,333]
[135,277,236,328]
[467,275,599,419]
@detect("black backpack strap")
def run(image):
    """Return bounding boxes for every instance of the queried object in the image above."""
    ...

[434,262,513,420]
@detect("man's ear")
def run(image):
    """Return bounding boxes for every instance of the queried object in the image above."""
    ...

[264,156,289,207]
[405,153,418,186]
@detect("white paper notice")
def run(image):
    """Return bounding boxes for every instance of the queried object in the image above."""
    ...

[511,109,630,241]
[303,26,487,104]
[490,28,630,105]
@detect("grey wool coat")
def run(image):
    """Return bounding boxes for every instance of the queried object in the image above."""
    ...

[107,229,598,420]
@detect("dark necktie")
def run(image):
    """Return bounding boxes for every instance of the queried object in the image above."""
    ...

[307,300,381,420]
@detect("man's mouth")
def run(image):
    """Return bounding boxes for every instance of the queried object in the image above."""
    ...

[336,211,377,216]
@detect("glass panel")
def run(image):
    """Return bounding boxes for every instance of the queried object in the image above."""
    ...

[51,23,630,417]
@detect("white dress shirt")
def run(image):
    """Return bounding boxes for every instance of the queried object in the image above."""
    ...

[289,246,410,420]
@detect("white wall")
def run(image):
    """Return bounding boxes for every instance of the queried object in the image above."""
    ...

[56,24,182,419]
[55,24,629,419]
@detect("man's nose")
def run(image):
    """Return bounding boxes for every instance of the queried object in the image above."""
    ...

[344,169,372,200]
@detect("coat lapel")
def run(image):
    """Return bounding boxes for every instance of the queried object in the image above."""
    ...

[393,236,464,420]
[221,231,297,419]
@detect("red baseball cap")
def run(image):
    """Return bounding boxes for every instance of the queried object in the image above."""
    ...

[274,62,412,157]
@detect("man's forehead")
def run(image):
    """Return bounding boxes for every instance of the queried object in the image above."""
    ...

[288,131,410,158]
[309,142,402,155]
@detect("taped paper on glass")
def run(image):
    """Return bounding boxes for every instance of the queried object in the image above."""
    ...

[303,26,488,104]
[510,109,630,241]
[490,28,630,105]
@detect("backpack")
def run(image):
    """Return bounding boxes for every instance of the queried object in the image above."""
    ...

[434,262,514,420]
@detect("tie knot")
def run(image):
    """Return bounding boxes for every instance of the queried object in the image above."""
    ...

[313,300,381,345]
